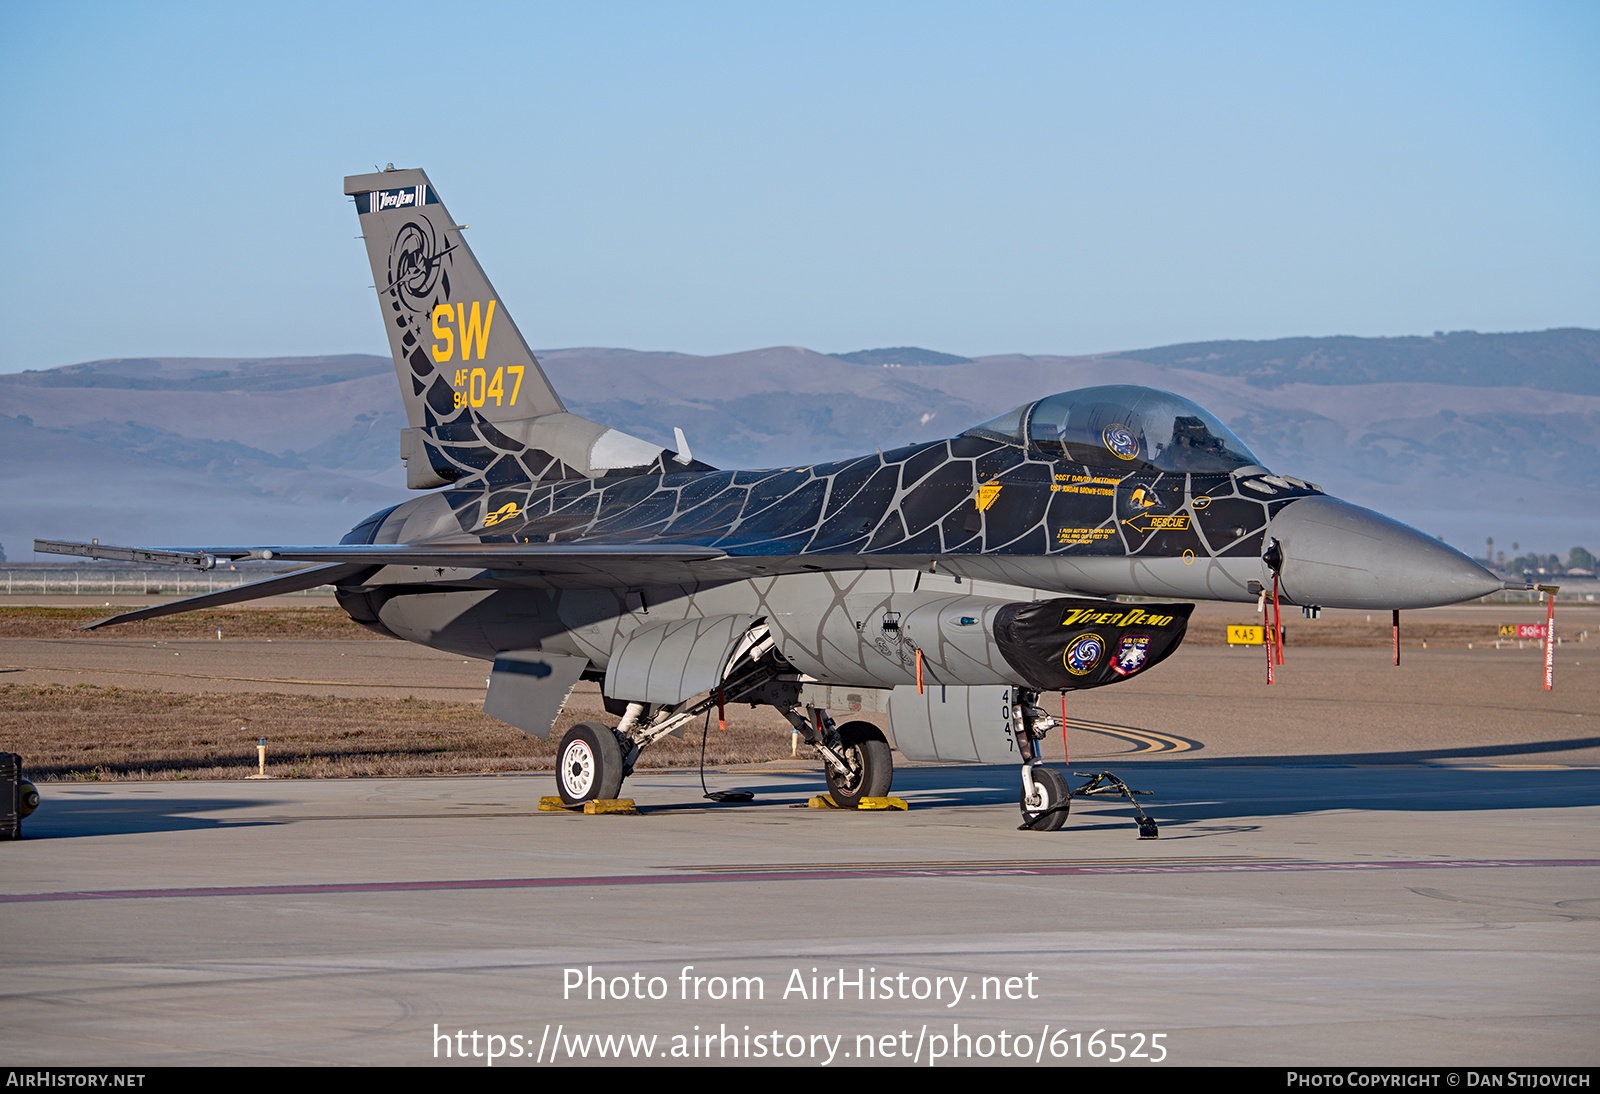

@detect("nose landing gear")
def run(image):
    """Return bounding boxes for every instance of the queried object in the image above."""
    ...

[1019,764,1070,831]
[1011,689,1160,837]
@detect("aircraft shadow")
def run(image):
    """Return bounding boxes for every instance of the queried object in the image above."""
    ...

[1158,735,1600,768]
[17,794,282,840]
[17,733,1599,841]
[881,737,1600,830]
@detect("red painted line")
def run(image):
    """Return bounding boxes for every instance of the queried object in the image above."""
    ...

[2,860,1596,903]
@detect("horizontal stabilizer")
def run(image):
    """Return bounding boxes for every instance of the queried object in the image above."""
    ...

[35,539,220,570]
[44,539,732,606]
[79,563,376,630]
[201,542,729,572]
[38,539,727,574]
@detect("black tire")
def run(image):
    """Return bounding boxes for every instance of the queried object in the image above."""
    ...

[825,721,893,808]
[557,722,624,805]
[1020,766,1070,832]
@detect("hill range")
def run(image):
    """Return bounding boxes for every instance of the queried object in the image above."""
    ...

[3,329,1595,563]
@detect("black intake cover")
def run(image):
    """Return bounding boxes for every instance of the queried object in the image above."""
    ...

[993,598,1194,691]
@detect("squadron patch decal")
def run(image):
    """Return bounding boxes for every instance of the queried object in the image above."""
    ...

[1102,424,1140,460]
[1064,632,1106,675]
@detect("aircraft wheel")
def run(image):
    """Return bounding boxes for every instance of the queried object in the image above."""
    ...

[1020,766,1070,832]
[557,722,624,805]
[825,721,893,808]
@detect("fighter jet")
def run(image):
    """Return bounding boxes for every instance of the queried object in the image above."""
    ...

[37,167,1507,831]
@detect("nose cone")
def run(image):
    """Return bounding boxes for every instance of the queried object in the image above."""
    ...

[1266,496,1502,610]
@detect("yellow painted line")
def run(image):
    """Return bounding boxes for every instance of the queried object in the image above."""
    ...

[1061,717,1195,754]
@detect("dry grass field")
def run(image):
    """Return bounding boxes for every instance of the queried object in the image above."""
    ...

[1,682,801,782]
[0,604,1524,646]
[2,604,1575,783]
[0,605,383,641]
[0,608,804,782]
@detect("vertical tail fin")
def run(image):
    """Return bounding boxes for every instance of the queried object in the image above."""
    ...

[345,168,565,488]
[345,168,564,427]
[346,167,701,491]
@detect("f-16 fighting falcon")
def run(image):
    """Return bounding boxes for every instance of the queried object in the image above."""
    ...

[37,167,1509,832]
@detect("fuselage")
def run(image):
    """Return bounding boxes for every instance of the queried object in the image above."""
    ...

[333,424,1501,687]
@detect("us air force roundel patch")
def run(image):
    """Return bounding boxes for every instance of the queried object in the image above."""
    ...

[1112,634,1152,676]
[991,597,1194,691]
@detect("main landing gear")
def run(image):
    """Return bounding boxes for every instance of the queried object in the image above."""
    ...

[543,623,889,813]
[822,720,893,808]
[556,721,625,806]
[554,695,897,812]
[772,701,896,809]
[553,625,799,808]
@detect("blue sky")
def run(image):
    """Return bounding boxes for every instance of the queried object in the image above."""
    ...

[2,1,1595,370]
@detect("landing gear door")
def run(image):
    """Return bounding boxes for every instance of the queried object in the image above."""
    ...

[886,684,1018,763]
[604,613,763,705]
[484,651,589,739]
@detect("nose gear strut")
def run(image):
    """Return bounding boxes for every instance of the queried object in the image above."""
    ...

[1011,688,1161,837]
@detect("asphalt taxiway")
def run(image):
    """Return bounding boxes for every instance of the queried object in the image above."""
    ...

[1,603,1596,1067]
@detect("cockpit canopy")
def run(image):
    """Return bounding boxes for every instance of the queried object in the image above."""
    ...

[963,385,1267,474]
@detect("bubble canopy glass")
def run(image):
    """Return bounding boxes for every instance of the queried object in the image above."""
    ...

[964,385,1266,474]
